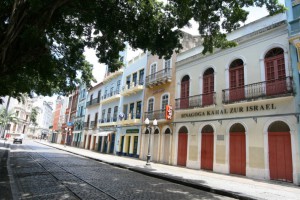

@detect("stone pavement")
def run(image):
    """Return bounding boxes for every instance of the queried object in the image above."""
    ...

[36,140,300,200]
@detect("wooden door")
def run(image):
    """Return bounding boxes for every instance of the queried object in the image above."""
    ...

[87,135,91,149]
[133,136,138,156]
[177,133,188,166]
[120,136,124,154]
[265,54,286,96]
[93,136,96,150]
[203,74,214,106]
[230,132,246,175]
[201,133,214,170]
[83,135,87,148]
[127,136,131,155]
[268,132,293,182]
[109,134,115,154]
[103,136,108,153]
[98,136,102,152]
[229,66,244,102]
[180,80,189,109]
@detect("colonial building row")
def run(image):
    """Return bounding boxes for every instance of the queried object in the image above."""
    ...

[49,5,300,185]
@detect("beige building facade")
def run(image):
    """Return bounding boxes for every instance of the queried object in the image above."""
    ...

[140,33,201,164]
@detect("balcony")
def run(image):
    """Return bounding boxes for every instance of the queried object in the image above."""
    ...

[222,77,294,104]
[118,113,141,126]
[74,114,85,119]
[103,68,124,83]
[145,68,172,87]
[86,98,100,107]
[98,117,117,127]
[90,121,97,129]
[83,122,89,129]
[101,90,121,104]
[120,81,144,96]
[144,110,166,121]
[175,92,216,110]
[290,18,300,36]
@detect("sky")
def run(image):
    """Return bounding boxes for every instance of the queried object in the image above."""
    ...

[44,0,285,106]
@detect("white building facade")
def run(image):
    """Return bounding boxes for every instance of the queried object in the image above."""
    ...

[174,14,300,184]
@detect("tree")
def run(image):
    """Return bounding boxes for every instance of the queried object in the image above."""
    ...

[0,0,285,100]
[29,106,39,137]
[0,108,19,138]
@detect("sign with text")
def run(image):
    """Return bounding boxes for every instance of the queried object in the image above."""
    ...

[165,105,173,120]
[126,129,139,134]
[180,103,276,119]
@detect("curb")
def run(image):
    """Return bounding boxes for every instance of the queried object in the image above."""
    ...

[36,141,257,200]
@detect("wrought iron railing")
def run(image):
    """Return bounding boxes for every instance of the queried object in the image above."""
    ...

[222,76,293,104]
[84,122,88,129]
[90,121,97,128]
[86,98,100,106]
[102,90,120,100]
[175,92,216,110]
[144,110,166,120]
[122,80,144,91]
[118,113,141,120]
[99,117,118,124]
[145,68,172,86]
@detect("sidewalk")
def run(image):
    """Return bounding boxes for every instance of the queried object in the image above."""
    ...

[36,140,300,200]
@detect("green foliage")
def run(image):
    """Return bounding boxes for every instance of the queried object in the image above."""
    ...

[30,107,39,126]
[0,108,19,126]
[0,0,285,100]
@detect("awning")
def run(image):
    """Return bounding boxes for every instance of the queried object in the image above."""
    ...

[94,131,113,137]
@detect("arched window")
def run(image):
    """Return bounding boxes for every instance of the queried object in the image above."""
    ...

[230,123,246,132]
[161,94,169,110]
[202,125,214,133]
[150,63,157,81]
[264,48,287,96]
[268,121,290,132]
[147,98,154,112]
[203,68,214,106]
[229,59,244,102]
[165,128,171,134]
[178,126,188,134]
[180,75,190,109]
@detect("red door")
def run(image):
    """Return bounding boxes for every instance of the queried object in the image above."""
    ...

[177,133,188,166]
[180,80,189,109]
[229,66,245,102]
[203,74,214,106]
[265,54,286,96]
[230,132,246,175]
[268,132,293,182]
[201,133,214,170]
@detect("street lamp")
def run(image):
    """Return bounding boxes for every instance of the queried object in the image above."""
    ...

[144,118,158,166]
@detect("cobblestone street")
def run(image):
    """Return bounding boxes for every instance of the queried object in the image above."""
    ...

[7,140,233,200]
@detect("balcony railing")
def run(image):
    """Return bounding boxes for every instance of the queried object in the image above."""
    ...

[222,77,294,104]
[84,122,88,129]
[144,110,166,120]
[99,117,118,124]
[290,18,300,36]
[86,98,100,107]
[90,121,97,128]
[121,80,144,96]
[175,92,216,110]
[145,68,172,87]
[102,90,120,100]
